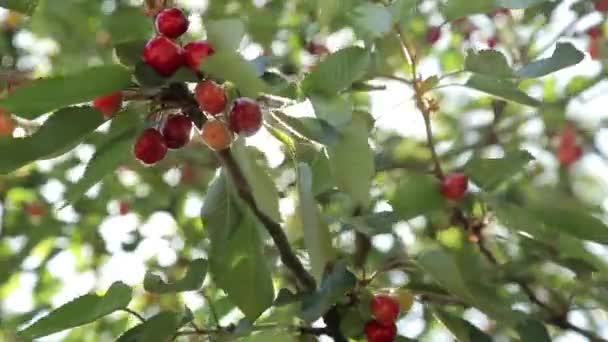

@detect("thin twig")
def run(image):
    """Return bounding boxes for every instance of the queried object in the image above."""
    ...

[121,308,145,324]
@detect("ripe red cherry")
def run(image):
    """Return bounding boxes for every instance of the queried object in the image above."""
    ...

[426,26,442,44]
[229,98,263,137]
[25,202,45,217]
[587,26,603,39]
[184,41,214,70]
[155,8,189,39]
[364,320,397,342]
[371,295,400,326]
[162,114,192,149]
[119,201,130,215]
[487,36,498,48]
[195,80,227,115]
[589,38,601,60]
[306,42,329,55]
[0,108,14,136]
[142,36,184,77]
[134,128,168,165]
[558,145,583,167]
[440,173,468,200]
[93,92,123,118]
[595,0,608,12]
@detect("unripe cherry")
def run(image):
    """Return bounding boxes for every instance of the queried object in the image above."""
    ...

[195,80,227,115]
[142,36,184,77]
[93,92,123,118]
[133,128,168,165]
[162,114,192,149]
[201,120,233,151]
[184,41,214,70]
[440,173,468,201]
[155,8,189,39]
[229,98,263,137]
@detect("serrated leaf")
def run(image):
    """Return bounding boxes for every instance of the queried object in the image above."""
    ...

[326,113,375,207]
[389,173,446,220]
[231,140,281,222]
[349,3,392,40]
[19,282,131,339]
[206,18,245,51]
[115,40,146,68]
[144,259,208,294]
[202,174,274,321]
[309,93,353,128]
[300,261,357,322]
[0,0,38,14]
[63,110,139,205]
[116,311,180,342]
[465,150,533,191]
[434,310,493,342]
[0,106,105,174]
[0,65,132,119]
[271,110,339,145]
[465,50,514,78]
[302,47,371,96]
[529,204,608,245]
[516,319,551,342]
[465,74,540,107]
[297,163,336,282]
[518,42,584,78]
[200,51,268,98]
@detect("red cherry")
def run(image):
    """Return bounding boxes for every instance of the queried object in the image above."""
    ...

[487,36,498,48]
[558,145,583,167]
[559,124,577,148]
[184,41,214,70]
[133,128,168,165]
[306,42,329,55]
[587,26,603,39]
[93,92,123,118]
[119,201,130,215]
[589,38,601,60]
[155,8,189,39]
[25,202,45,217]
[426,26,442,44]
[595,0,608,12]
[142,36,184,77]
[364,320,397,342]
[229,98,263,137]
[0,108,14,136]
[371,295,400,326]
[440,173,468,201]
[195,80,227,115]
[162,114,192,149]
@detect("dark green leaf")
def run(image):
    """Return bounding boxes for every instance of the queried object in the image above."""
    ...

[302,47,371,96]
[0,0,38,14]
[0,65,132,119]
[465,50,514,78]
[116,311,180,342]
[349,3,392,40]
[144,259,208,294]
[530,204,608,245]
[441,0,549,20]
[389,173,446,220]
[19,282,132,339]
[0,106,105,174]
[465,150,534,191]
[465,74,541,107]
[309,93,353,128]
[200,51,269,98]
[516,320,551,342]
[300,261,357,322]
[206,19,245,51]
[518,43,584,78]
[434,310,493,342]
[115,40,146,68]
[297,163,335,281]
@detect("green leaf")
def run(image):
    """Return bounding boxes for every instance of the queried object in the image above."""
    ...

[518,43,584,78]
[300,261,357,322]
[465,74,541,107]
[105,7,153,44]
[464,50,514,78]
[297,163,336,282]
[465,150,534,191]
[144,259,208,294]
[390,0,418,24]
[115,40,147,68]
[63,110,139,205]
[271,110,339,145]
[516,320,551,342]
[434,310,493,342]
[0,0,38,14]
[206,18,245,51]
[529,204,608,245]
[116,311,180,342]
[202,174,274,321]
[200,51,269,98]
[309,93,353,128]
[440,0,549,20]
[389,173,446,220]
[326,113,375,207]
[0,65,132,119]
[0,106,105,174]
[19,282,132,339]
[231,140,281,222]
[302,47,371,96]
[349,3,392,40]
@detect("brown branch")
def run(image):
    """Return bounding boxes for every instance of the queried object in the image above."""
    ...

[215,149,316,292]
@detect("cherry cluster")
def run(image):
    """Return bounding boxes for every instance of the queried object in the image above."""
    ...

[364,294,404,342]
[93,7,264,166]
